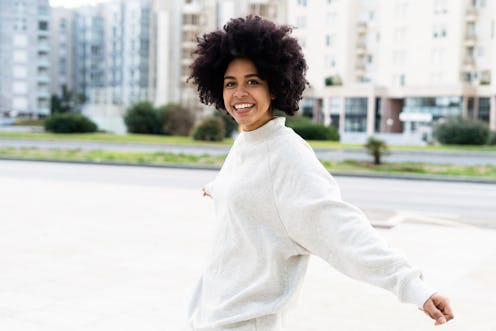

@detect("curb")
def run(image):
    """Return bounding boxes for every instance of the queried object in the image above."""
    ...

[2,157,496,184]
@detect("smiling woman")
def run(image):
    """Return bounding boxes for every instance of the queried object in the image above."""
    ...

[185,15,454,331]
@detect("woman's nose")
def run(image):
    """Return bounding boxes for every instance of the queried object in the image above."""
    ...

[233,87,247,98]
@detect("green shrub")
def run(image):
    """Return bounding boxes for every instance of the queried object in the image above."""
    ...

[285,115,339,141]
[193,117,225,142]
[156,103,195,136]
[488,131,496,145]
[124,101,161,134]
[214,111,237,137]
[44,113,97,133]
[433,117,490,145]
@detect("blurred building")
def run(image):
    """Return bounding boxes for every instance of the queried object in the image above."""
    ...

[49,7,74,96]
[0,0,51,118]
[70,0,150,108]
[43,0,496,139]
[302,0,496,144]
[53,0,151,133]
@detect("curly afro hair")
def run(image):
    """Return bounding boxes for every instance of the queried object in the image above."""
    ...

[188,15,308,116]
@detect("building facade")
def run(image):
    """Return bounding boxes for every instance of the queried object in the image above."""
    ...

[304,0,496,144]
[49,7,74,97]
[0,0,51,117]
[44,0,496,139]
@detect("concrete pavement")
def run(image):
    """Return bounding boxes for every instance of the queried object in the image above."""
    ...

[1,164,495,330]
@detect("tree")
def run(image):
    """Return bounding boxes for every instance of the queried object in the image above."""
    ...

[50,88,72,114]
[50,85,83,114]
[364,137,389,165]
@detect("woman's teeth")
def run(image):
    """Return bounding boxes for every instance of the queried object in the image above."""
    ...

[234,104,253,110]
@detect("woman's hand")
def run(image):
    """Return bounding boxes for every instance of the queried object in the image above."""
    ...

[202,188,211,198]
[422,293,454,325]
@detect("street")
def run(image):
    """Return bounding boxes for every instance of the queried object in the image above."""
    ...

[1,160,495,330]
[2,138,496,165]
[1,160,494,228]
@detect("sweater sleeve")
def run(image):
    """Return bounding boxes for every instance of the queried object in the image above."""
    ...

[268,135,435,307]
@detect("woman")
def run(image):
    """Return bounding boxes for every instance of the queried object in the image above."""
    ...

[187,15,453,331]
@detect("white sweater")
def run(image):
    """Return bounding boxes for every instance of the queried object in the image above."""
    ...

[188,117,434,330]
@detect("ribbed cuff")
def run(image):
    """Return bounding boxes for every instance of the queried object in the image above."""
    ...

[402,275,437,308]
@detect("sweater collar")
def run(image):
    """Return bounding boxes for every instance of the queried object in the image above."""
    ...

[240,117,286,144]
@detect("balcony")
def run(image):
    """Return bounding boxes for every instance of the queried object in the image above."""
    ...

[38,58,50,68]
[38,43,50,52]
[465,8,478,22]
[462,56,476,71]
[356,22,367,35]
[37,90,50,99]
[37,75,50,84]
[356,41,366,56]
[355,63,366,75]
[464,32,477,47]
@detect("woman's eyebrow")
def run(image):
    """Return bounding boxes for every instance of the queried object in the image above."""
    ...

[223,73,261,80]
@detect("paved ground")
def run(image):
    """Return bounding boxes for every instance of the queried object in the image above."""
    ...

[1,162,495,330]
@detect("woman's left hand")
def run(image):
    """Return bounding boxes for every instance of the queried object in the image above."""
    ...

[422,293,454,325]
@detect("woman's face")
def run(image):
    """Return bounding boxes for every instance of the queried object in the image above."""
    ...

[223,58,273,131]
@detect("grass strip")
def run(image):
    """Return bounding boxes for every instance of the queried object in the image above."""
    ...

[1,146,495,179]
[0,131,235,147]
[1,131,496,152]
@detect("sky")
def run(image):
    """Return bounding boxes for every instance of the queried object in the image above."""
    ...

[49,0,113,8]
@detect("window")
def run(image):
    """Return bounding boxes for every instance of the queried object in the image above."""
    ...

[296,16,307,28]
[344,98,367,132]
[38,21,48,30]
[325,35,332,47]
[433,24,447,38]
[477,46,484,57]
[433,0,448,14]
[441,24,447,37]
[368,11,374,22]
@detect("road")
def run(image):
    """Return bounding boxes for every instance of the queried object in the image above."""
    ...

[1,160,494,228]
[1,138,496,165]
[1,160,495,330]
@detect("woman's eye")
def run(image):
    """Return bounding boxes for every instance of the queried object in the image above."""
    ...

[224,81,235,88]
[248,80,260,85]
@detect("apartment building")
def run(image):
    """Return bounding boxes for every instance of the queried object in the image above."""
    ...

[50,7,74,96]
[307,0,496,143]
[0,0,51,118]
[54,0,150,133]
[70,0,150,107]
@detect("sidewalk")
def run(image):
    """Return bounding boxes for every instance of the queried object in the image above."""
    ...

[1,172,495,330]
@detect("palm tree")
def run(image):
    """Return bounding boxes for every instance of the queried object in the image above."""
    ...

[364,137,389,165]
